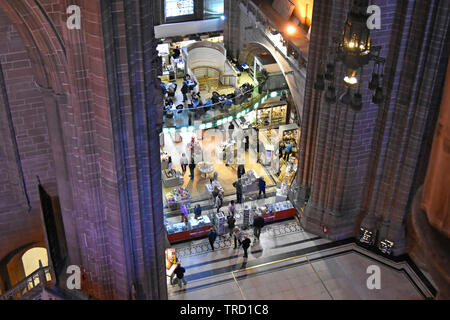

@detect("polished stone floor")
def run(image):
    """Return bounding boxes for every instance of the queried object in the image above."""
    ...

[167,219,436,300]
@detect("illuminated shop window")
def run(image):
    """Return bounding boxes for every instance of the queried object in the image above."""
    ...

[165,0,194,18]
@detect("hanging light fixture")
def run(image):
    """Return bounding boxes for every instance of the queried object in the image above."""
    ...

[325,85,337,104]
[314,0,386,111]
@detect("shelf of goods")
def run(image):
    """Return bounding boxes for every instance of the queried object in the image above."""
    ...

[166,215,213,243]
[162,169,184,187]
[165,187,191,209]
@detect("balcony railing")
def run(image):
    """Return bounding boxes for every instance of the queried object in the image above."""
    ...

[0,266,52,300]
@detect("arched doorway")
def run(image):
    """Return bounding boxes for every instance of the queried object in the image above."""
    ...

[21,247,51,281]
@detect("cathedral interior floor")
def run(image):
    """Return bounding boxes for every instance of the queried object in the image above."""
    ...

[167,219,436,300]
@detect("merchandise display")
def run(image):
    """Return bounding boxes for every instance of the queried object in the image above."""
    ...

[162,169,184,187]
[198,161,214,178]
[161,151,170,170]
[166,187,191,208]
[215,211,226,235]
[240,170,259,193]
[166,214,213,243]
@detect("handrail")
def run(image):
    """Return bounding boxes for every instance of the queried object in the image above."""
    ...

[186,41,226,56]
[0,266,52,300]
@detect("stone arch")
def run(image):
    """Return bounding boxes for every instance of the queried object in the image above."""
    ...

[0,241,46,294]
[0,0,69,93]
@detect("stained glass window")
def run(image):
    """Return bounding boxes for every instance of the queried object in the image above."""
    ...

[165,0,195,18]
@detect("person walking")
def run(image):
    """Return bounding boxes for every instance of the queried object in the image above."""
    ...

[233,179,243,204]
[215,192,223,213]
[233,227,242,249]
[228,200,236,217]
[180,153,188,175]
[237,164,246,179]
[242,234,251,259]
[258,177,266,199]
[253,213,265,241]
[173,263,187,289]
[227,214,236,237]
[188,162,196,180]
[208,228,217,251]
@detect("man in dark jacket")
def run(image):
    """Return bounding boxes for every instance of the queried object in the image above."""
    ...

[173,263,187,288]
[242,234,251,259]
[227,214,236,237]
[253,214,265,241]
[233,179,243,204]
[188,162,196,180]
[181,83,189,102]
[237,164,245,179]
[208,228,217,251]
[258,177,266,199]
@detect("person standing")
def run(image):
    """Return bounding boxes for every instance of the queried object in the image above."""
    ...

[242,234,251,259]
[194,204,202,219]
[180,204,189,223]
[228,200,236,217]
[215,192,223,213]
[253,214,265,241]
[180,153,188,175]
[208,228,217,251]
[258,176,266,199]
[181,82,189,103]
[233,179,243,204]
[167,156,173,172]
[173,263,187,289]
[227,214,236,237]
[228,122,235,141]
[188,162,196,180]
[237,164,246,179]
[284,142,292,161]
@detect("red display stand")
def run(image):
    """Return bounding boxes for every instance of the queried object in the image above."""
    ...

[262,208,297,223]
[167,225,212,243]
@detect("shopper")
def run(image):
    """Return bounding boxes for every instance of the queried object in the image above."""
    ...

[233,179,243,204]
[258,176,266,199]
[215,192,223,213]
[173,263,187,289]
[181,82,189,102]
[180,153,188,174]
[194,204,202,219]
[242,234,251,259]
[228,200,236,217]
[208,228,217,251]
[228,122,235,141]
[167,156,173,172]
[188,162,196,180]
[253,213,265,241]
[237,164,246,179]
[227,214,236,237]
[279,143,284,159]
[180,204,188,223]
[284,142,292,161]
[233,227,242,249]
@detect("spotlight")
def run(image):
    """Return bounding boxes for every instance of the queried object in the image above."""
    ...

[351,92,363,111]
[325,86,337,104]
[286,25,296,35]
[220,15,226,21]
[372,87,384,105]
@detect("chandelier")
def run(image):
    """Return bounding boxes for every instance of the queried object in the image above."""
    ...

[314,0,386,111]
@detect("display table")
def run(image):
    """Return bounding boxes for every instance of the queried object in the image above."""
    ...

[206,180,224,196]
[261,201,297,223]
[165,187,191,209]
[162,169,184,187]
[240,169,259,193]
[166,215,212,243]
[198,161,214,179]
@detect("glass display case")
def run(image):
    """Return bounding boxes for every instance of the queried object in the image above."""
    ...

[165,214,214,243]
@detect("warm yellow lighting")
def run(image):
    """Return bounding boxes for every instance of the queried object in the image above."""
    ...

[286,25,296,35]
[348,41,356,48]
[344,76,358,86]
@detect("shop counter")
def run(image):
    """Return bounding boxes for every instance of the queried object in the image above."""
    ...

[166,215,213,243]
[261,207,297,223]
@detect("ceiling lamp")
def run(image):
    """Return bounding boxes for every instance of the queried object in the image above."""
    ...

[314,0,386,110]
